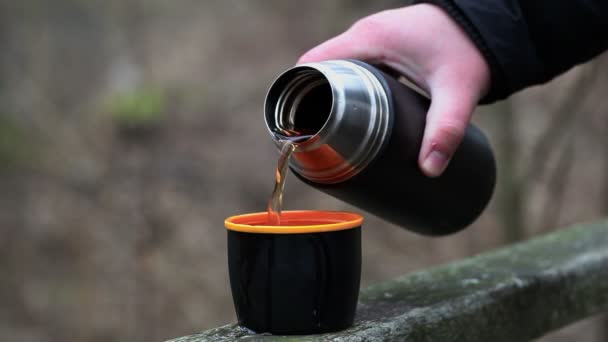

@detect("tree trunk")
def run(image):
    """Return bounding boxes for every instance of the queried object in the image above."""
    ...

[494,100,526,243]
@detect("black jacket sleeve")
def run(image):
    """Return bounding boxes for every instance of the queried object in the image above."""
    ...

[414,0,608,103]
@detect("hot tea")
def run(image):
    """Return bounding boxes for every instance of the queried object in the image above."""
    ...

[266,128,312,225]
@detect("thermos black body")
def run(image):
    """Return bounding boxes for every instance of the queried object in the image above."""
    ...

[264,60,496,236]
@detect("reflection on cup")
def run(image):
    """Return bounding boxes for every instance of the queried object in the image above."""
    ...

[225,210,363,335]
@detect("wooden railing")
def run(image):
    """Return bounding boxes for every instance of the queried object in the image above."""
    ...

[167,220,608,342]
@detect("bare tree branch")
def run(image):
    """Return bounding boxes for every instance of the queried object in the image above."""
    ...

[536,134,575,233]
[494,100,526,243]
[522,63,598,183]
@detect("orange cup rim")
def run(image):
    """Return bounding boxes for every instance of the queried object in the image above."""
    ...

[225,210,363,234]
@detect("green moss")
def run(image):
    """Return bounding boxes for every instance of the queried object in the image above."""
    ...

[0,115,35,169]
[107,87,166,129]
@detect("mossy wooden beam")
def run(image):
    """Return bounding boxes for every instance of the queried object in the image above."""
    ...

[168,221,608,342]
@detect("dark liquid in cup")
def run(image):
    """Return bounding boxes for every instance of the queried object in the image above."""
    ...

[267,129,313,225]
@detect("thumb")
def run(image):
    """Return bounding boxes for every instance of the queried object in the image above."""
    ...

[418,88,477,178]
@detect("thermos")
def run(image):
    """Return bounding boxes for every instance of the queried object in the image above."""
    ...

[264,60,496,236]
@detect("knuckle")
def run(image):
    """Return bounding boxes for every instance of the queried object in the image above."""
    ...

[350,16,386,39]
[435,122,466,146]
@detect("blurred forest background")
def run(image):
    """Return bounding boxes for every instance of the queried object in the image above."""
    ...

[1,1,607,341]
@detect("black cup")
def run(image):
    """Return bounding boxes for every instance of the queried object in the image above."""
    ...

[225,210,363,335]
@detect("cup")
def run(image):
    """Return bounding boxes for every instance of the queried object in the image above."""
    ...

[225,210,363,335]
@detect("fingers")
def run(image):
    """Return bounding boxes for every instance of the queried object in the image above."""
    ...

[298,33,359,64]
[419,87,477,177]
[297,16,390,64]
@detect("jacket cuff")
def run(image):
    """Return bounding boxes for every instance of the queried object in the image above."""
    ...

[412,0,507,103]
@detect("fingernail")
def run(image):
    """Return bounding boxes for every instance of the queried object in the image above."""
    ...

[422,150,449,177]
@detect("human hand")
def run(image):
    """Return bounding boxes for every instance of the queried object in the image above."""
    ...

[298,4,490,177]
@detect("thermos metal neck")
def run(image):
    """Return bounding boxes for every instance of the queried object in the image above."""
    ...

[264,60,391,184]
